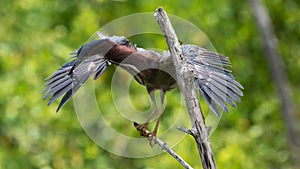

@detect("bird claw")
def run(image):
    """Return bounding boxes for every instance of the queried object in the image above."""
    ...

[148,133,157,147]
[133,122,157,147]
[133,122,150,137]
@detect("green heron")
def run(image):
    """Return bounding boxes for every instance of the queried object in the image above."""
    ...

[43,34,243,137]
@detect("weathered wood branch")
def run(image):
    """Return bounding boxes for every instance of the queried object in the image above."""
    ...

[154,7,217,169]
[133,122,193,169]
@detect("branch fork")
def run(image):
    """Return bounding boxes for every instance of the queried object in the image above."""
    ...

[133,7,217,169]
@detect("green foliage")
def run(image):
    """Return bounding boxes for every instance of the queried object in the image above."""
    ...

[0,0,299,168]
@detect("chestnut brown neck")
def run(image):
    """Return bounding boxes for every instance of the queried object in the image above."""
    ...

[105,45,137,64]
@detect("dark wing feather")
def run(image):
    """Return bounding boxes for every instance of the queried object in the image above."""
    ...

[43,54,107,112]
[183,44,243,116]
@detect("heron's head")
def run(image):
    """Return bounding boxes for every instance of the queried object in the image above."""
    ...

[97,32,136,49]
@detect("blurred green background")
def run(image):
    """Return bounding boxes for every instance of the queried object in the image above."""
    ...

[0,0,299,168]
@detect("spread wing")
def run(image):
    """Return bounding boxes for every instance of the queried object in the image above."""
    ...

[42,51,108,112]
[183,44,243,116]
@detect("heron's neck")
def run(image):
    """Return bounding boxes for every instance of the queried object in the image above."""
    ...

[105,45,137,64]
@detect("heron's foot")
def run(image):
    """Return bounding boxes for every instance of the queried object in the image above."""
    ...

[148,131,157,147]
[133,122,150,137]
[133,122,157,147]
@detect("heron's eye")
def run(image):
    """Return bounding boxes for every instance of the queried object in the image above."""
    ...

[121,39,129,46]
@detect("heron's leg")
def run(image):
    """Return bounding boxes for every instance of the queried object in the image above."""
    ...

[151,90,165,137]
[143,89,157,127]
[136,89,156,137]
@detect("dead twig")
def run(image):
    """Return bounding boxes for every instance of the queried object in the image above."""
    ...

[133,122,193,169]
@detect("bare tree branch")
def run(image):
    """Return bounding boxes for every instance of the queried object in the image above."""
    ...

[154,7,217,169]
[133,122,193,169]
